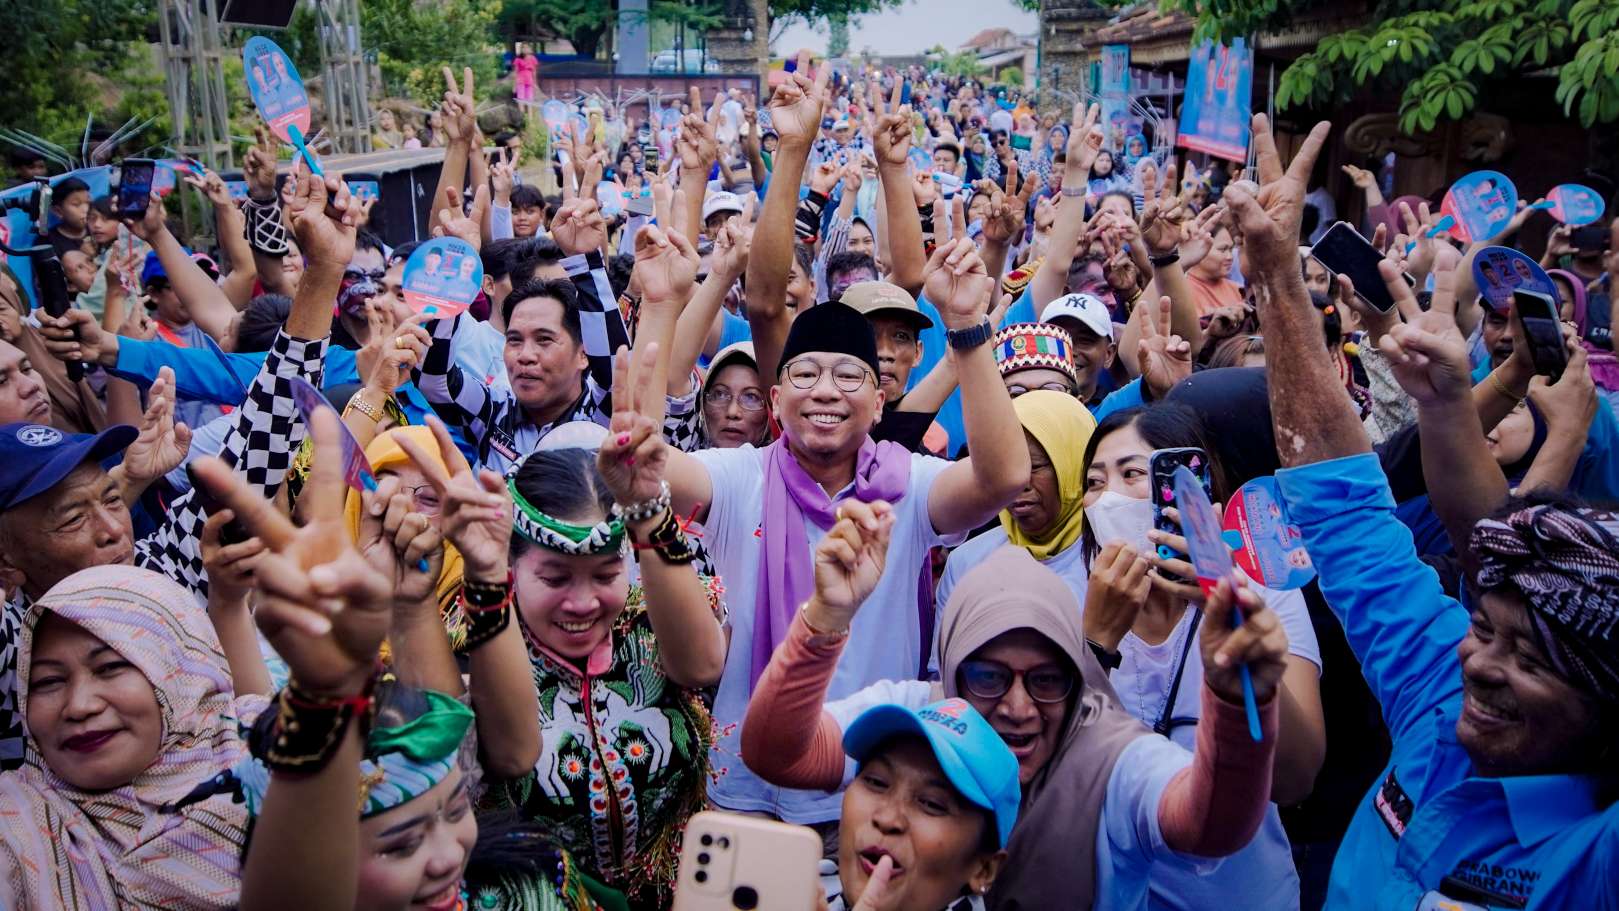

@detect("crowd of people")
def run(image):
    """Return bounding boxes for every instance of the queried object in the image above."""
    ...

[0,46,1616,911]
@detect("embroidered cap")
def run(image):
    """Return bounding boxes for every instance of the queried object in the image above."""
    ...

[0,423,137,510]
[992,323,1077,385]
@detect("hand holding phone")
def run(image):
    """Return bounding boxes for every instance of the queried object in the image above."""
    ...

[1310,222,1407,314]
[117,159,157,219]
[1148,448,1212,585]
[1513,289,1569,384]
[186,463,252,546]
[672,812,821,911]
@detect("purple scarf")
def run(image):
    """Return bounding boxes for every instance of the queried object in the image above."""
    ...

[751,435,910,687]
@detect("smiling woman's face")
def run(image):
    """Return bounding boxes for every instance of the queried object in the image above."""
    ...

[26,612,163,791]
[356,767,478,911]
[838,737,1002,911]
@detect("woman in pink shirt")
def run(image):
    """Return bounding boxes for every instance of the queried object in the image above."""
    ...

[513,42,539,104]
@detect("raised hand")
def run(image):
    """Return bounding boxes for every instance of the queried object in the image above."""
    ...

[363,310,429,396]
[1200,575,1289,704]
[1083,541,1152,653]
[1530,337,1596,442]
[1065,102,1105,175]
[200,510,265,606]
[122,366,192,485]
[910,169,937,209]
[1137,295,1192,398]
[596,343,671,508]
[766,49,831,148]
[1139,161,1189,255]
[1178,204,1223,270]
[809,160,841,197]
[1341,164,1377,191]
[440,66,477,143]
[396,415,512,583]
[870,74,912,167]
[633,223,700,303]
[806,498,896,630]
[922,237,994,329]
[1377,262,1472,406]
[192,408,394,697]
[710,216,751,280]
[183,168,237,209]
[550,198,608,257]
[489,147,516,205]
[676,85,720,173]
[286,171,359,270]
[433,183,489,250]
[37,307,115,367]
[840,157,864,195]
[1221,114,1331,274]
[356,475,444,606]
[124,191,168,241]
[243,126,280,201]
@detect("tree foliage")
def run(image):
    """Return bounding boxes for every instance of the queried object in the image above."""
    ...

[928,45,986,79]
[496,0,724,60]
[767,0,906,43]
[1161,0,1619,131]
[362,0,501,108]
[0,0,165,147]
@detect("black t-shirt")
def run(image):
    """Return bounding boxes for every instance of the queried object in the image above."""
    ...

[870,402,938,454]
[46,226,89,259]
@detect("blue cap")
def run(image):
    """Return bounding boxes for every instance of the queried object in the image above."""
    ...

[843,698,1021,848]
[0,423,137,510]
[141,251,167,286]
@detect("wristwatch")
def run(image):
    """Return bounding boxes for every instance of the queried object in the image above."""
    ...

[1149,249,1180,268]
[1087,639,1122,672]
[1060,186,1087,198]
[946,318,994,351]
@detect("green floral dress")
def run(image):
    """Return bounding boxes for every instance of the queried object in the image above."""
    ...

[490,583,723,910]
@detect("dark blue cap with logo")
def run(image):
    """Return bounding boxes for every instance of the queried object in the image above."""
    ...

[0,423,137,510]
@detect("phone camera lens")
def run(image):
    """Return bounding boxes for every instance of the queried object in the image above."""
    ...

[694,870,707,884]
[732,886,759,910]
[697,852,710,865]
[717,836,731,850]
[700,834,713,847]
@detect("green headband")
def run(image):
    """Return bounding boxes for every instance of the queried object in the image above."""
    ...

[509,477,626,556]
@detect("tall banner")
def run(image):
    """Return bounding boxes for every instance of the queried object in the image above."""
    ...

[1100,44,1135,153]
[1177,38,1254,162]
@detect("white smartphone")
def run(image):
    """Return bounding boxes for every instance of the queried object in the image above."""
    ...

[671,811,823,911]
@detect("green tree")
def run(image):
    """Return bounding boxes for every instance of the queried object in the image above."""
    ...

[363,0,501,107]
[927,44,985,79]
[1001,66,1024,87]
[496,0,722,61]
[0,0,163,148]
[1161,0,1619,131]
[767,0,905,44]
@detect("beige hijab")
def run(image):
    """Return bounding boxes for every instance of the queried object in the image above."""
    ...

[939,546,1149,910]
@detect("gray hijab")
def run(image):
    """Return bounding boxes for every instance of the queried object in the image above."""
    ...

[939,546,1149,910]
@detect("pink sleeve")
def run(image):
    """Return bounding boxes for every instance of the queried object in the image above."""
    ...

[1156,684,1279,857]
[740,613,848,791]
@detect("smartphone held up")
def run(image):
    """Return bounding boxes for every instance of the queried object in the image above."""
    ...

[672,812,822,911]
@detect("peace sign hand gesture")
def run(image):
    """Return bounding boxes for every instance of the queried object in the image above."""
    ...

[1139,161,1190,256]
[596,343,671,509]
[633,223,700,305]
[806,499,895,632]
[922,237,994,330]
[1066,102,1105,175]
[1221,114,1331,275]
[676,85,721,173]
[192,408,394,697]
[396,415,513,584]
[1377,262,1473,407]
[870,75,912,168]
[356,475,444,607]
[440,66,477,143]
[1137,295,1192,399]
[766,49,831,149]
[243,126,280,201]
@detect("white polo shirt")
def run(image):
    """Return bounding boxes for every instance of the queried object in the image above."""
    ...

[692,443,963,823]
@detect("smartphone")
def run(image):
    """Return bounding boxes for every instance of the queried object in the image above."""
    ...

[1149,447,1212,584]
[117,159,157,219]
[1010,133,1033,151]
[1309,221,1403,313]
[1571,223,1609,252]
[934,171,963,198]
[899,80,912,106]
[185,462,251,546]
[672,812,821,911]
[1512,289,1568,384]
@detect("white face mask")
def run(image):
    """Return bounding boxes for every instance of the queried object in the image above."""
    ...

[1086,490,1155,555]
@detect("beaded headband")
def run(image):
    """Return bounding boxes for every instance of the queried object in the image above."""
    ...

[508,477,626,556]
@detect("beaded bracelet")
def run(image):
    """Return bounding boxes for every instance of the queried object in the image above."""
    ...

[458,572,514,649]
[254,667,381,774]
[627,508,699,565]
[616,479,672,524]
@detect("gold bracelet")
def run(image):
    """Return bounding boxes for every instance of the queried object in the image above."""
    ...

[1488,371,1525,403]
[344,393,384,424]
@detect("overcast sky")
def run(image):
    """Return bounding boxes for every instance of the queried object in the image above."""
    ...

[770,0,1040,58]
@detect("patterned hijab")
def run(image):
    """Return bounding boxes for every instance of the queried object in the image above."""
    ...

[0,564,269,910]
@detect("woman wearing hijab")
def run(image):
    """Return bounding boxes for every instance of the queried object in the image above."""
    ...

[743,502,1287,911]
[937,390,1095,607]
[0,564,270,909]
[699,342,773,449]
[1550,266,1619,411]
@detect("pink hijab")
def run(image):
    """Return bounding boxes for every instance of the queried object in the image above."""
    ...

[0,565,268,910]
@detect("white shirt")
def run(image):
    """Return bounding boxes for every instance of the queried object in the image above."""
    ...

[451,314,508,388]
[693,444,963,823]
[1102,585,1318,911]
[936,528,1089,612]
